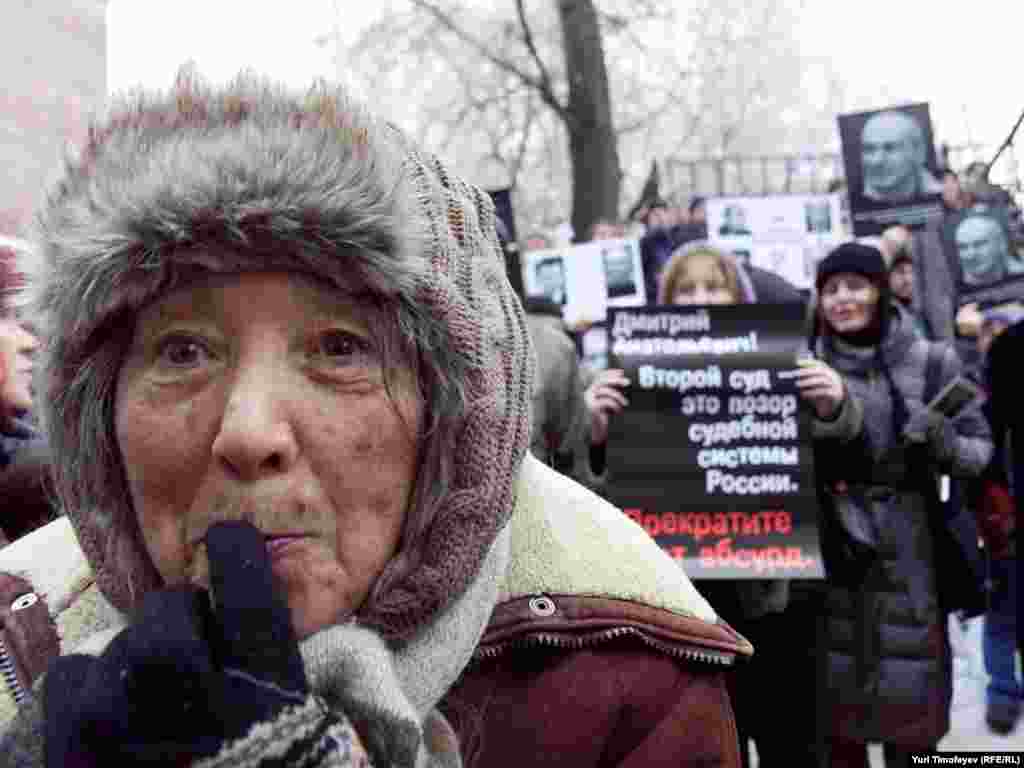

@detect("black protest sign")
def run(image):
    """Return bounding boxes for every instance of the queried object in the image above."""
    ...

[942,203,1024,308]
[838,103,943,236]
[605,305,824,579]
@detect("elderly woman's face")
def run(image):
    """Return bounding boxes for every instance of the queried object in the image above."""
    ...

[115,271,421,639]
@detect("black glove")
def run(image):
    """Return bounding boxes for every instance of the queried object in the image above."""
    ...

[44,521,330,766]
[903,407,956,467]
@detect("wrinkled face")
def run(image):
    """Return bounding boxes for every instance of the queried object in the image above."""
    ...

[820,272,880,335]
[889,260,914,302]
[861,113,919,196]
[671,254,737,306]
[956,216,1007,285]
[0,319,38,420]
[115,271,421,640]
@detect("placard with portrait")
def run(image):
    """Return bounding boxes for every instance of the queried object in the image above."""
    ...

[521,239,647,326]
[942,203,1024,306]
[838,103,944,236]
[707,193,845,290]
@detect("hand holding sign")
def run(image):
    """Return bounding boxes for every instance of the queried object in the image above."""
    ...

[585,368,630,445]
[792,357,845,421]
[956,302,984,338]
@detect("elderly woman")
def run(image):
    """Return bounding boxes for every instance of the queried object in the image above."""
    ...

[0,73,750,767]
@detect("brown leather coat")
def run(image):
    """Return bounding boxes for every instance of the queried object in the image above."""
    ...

[2,587,749,768]
[441,593,748,768]
[0,573,57,712]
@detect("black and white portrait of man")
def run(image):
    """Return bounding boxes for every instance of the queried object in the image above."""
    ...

[534,256,567,305]
[602,244,639,299]
[859,110,943,203]
[954,213,1024,287]
[838,104,944,235]
[718,205,751,237]
[804,200,832,234]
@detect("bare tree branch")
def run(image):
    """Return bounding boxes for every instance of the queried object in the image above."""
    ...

[409,0,569,121]
[514,0,558,111]
[510,90,538,185]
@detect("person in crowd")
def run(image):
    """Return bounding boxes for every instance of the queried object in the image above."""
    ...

[495,220,628,493]
[494,215,630,495]
[0,318,36,448]
[658,243,749,306]
[657,242,819,768]
[522,231,552,251]
[859,111,943,203]
[798,243,992,766]
[940,169,965,213]
[985,314,1024,668]
[522,299,627,492]
[638,199,687,303]
[0,71,752,767]
[0,248,51,549]
[976,307,1023,736]
[689,196,707,229]
[881,226,928,338]
[0,317,47,550]
[588,218,626,241]
[641,203,805,309]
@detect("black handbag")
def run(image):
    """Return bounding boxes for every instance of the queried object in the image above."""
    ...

[916,343,988,619]
[818,481,881,589]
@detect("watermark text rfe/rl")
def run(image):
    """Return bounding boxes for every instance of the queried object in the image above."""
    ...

[908,753,1023,766]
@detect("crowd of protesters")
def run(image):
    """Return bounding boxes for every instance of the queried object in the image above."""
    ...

[0,68,1019,768]
[496,161,1021,765]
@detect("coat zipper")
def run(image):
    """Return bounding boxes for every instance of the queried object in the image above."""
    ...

[0,634,28,706]
[475,626,737,666]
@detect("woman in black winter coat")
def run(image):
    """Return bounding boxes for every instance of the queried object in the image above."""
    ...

[794,243,993,767]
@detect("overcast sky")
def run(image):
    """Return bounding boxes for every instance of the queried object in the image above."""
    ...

[107,1,1023,158]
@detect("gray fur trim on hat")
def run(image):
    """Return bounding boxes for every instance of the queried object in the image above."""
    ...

[25,69,535,641]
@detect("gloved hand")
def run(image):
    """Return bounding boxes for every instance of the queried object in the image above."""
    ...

[902,407,957,467]
[43,521,366,766]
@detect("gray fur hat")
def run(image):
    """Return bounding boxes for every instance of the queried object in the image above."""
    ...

[25,69,535,642]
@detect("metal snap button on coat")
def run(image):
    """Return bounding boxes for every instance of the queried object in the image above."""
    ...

[528,595,556,617]
[11,593,38,612]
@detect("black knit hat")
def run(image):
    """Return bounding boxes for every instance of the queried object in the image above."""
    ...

[815,242,887,293]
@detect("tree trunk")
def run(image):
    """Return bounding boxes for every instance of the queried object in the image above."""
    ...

[557,0,620,242]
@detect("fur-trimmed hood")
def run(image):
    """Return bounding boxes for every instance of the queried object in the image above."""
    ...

[22,69,535,642]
